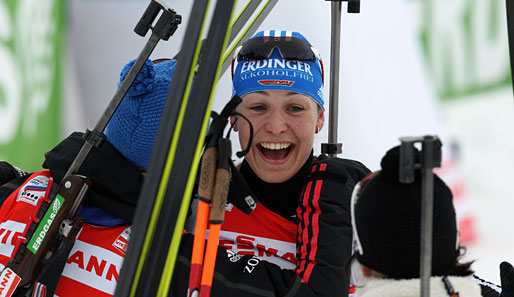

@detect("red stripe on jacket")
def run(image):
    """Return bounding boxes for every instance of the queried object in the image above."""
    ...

[296,181,312,275]
[301,180,322,282]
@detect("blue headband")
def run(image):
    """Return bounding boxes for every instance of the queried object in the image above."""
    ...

[232,30,324,110]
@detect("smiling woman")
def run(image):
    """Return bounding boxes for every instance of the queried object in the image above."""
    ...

[171,30,371,297]
[234,90,323,183]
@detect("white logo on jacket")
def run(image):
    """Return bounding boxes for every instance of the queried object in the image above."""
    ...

[112,226,131,255]
[16,175,49,206]
[0,220,26,259]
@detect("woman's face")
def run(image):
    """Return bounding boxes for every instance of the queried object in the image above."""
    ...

[234,90,324,183]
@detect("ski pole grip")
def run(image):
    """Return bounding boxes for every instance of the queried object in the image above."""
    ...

[198,147,217,203]
[209,139,232,224]
[210,169,230,224]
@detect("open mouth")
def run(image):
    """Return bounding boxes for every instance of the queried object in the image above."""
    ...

[258,142,294,162]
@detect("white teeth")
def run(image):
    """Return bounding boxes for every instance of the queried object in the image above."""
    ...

[260,143,291,150]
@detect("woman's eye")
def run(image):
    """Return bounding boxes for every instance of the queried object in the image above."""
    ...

[250,105,266,111]
[288,106,304,112]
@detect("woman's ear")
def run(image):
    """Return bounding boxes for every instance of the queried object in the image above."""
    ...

[316,110,325,132]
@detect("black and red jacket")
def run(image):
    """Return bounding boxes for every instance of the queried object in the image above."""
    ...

[171,155,371,297]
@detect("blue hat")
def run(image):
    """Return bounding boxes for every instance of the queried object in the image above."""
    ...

[105,59,177,170]
[232,30,324,110]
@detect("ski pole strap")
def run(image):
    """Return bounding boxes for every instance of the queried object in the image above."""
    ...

[205,95,242,149]
[227,162,257,215]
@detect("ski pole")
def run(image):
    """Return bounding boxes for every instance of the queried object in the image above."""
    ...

[187,94,242,296]
[199,138,232,297]
[322,0,360,157]
[187,145,216,297]
[399,135,442,297]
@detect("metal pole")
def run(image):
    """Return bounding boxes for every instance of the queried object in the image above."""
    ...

[420,139,435,297]
[328,1,342,157]
[400,135,441,297]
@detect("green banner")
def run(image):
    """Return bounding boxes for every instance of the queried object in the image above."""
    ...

[414,0,511,99]
[0,0,64,172]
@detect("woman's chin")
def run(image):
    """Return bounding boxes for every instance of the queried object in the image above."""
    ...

[256,169,295,184]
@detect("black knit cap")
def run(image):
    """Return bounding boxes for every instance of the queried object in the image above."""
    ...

[353,145,459,279]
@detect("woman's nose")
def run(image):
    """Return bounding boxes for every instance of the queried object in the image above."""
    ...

[264,110,287,134]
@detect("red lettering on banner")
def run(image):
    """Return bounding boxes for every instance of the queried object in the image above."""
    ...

[65,248,121,282]
[0,269,12,288]
[1,230,11,244]
[67,251,85,269]
[236,235,255,255]
[86,255,107,276]
[228,235,295,261]
[256,244,278,257]
[106,264,119,281]
[1,230,24,245]
[281,252,295,263]
[219,240,234,250]
[236,235,254,250]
